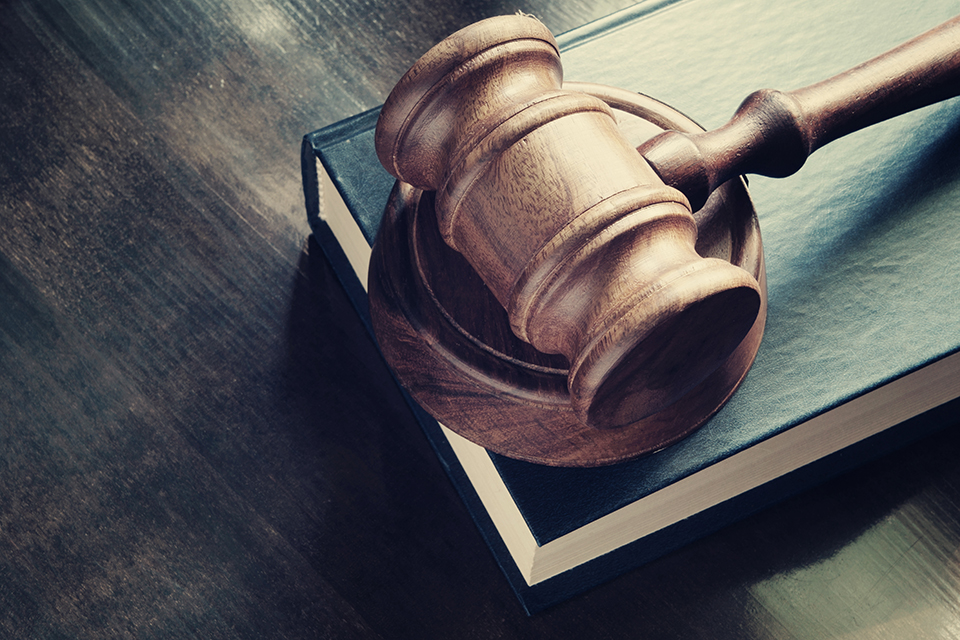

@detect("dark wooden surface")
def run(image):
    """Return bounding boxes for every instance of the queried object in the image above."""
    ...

[1,0,959,637]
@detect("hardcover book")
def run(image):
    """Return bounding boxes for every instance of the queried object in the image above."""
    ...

[302,0,960,613]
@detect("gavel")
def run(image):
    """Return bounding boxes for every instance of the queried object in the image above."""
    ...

[369,14,960,462]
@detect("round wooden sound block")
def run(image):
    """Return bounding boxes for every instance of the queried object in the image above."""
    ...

[369,84,767,467]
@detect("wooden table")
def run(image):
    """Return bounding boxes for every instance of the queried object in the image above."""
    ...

[2,0,958,637]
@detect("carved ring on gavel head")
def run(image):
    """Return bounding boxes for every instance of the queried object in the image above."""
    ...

[374,16,762,430]
[368,13,960,466]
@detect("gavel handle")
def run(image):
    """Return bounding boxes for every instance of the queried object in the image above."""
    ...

[638,15,960,210]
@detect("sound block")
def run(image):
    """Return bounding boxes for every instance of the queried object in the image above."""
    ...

[368,84,767,467]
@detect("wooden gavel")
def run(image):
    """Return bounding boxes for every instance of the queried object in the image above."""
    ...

[372,15,960,436]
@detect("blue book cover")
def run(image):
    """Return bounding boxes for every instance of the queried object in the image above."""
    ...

[302,0,960,613]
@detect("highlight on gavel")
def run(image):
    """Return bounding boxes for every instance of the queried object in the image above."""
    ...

[367,14,960,466]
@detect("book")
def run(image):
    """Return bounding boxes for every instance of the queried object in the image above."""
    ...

[302,0,960,613]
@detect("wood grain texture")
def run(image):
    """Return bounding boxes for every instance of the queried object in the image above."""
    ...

[369,86,766,465]
[2,0,960,636]
[372,16,762,439]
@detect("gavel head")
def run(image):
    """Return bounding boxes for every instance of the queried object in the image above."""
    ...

[374,15,762,429]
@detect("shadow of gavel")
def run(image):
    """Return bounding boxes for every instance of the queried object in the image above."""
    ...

[372,15,960,434]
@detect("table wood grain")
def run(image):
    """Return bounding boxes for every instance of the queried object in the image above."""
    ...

[2,0,959,637]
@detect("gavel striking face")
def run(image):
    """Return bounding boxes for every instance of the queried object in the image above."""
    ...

[371,15,960,458]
